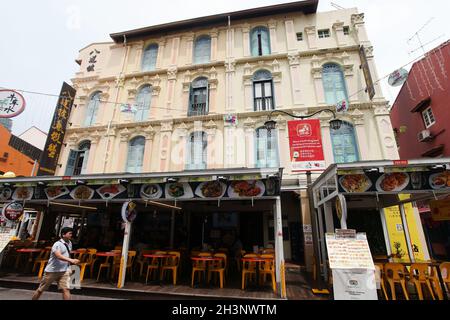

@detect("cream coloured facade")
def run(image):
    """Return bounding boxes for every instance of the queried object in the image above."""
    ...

[58,3,399,182]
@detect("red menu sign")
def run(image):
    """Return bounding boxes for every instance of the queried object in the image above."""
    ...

[288,119,326,172]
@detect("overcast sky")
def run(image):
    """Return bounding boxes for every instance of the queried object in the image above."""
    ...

[1,0,449,136]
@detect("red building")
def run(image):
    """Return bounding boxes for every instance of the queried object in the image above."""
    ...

[390,40,450,159]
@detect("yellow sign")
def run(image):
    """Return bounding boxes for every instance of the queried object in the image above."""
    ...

[384,206,410,263]
[400,195,427,262]
[430,198,450,221]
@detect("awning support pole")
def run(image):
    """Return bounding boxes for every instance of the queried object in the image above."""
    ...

[399,203,415,263]
[170,210,175,249]
[274,196,286,298]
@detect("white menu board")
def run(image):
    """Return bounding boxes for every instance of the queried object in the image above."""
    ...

[326,233,375,270]
[0,228,14,254]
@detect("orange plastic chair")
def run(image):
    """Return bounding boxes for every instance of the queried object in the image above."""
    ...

[241,254,258,290]
[428,264,445,300]
[259,254,276,293]
[374,263,389,300]
[73,249,87,261]
[135,250,154,278]
[208,253,227,288]
[146,251,166,284]
[32,249,50,279]
[236,250,246,272]
[410,264,436,300]
[160,252,181,285]
[384,263,410,300]
[112,251,136,280]
[79,249,97,282]
[191,253,212,287]
[97,250,121,281]
[441,262,450,293]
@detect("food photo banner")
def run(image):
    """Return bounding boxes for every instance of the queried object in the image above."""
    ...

[0,179,281,202]
[337,170,450,194]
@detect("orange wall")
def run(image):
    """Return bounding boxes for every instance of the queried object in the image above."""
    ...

[0,125,36,176]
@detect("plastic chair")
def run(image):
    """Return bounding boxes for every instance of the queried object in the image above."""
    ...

[160,252,181,285]
[97,250,121,281]
[428,264,445,300]
[374,263,389,300]
[146,251,166,284]
[236,250,246,272]
[208,253,227,289]
[191,253,211,287]
[32,249,50,279]
[135,250,154,278]
[113,251,136,280]
[384,263,410,300]
[73,249,87,261]
[259,254,276,293]
[441,262,450,293]
[410,264,436,300]
[241,254,258,290]
[79,249,97,281]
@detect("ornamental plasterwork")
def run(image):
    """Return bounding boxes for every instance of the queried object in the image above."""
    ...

[268,19,277,29]
[90,131,103,144]
[225,61,236,73]
[144,125,156,140]
[243,60,282,81]
[182,67,218,91]
[311,52,354,78]
[364,46,374,59]
[332,21,345,31]
[374,105,390,116]
[304,26,316,35]
[127,76,161,100]
[167,67,178,81]
[174,123,189,138]
[288,54,300,66]
[243,117,257,129]
[210,28,219,38]
[119,128,131,142]
[351,13,365,26]
[160,121,174,132]
[350,108,365,125]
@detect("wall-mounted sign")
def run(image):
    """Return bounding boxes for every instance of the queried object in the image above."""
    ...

[224,114,238,125]
[336,100,348,114]
[121,201,137,223]
[87,49,101,72]
[359,46,375,100]
[38,82,76,176]
[120,104,137,114]
[2,202,24,222]
[388,68,409,87]
[0,90,26,119]
[288,120,326,172]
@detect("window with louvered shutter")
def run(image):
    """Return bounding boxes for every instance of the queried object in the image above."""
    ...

[134,85,152,122]
[142,44,158,72]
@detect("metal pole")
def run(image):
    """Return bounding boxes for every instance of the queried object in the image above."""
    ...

[30,160,38,176]
[274,196,286,298]
[170,210,175,249]
[118,221,131,288]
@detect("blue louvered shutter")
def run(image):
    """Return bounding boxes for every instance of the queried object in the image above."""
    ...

[142,44,158,72]
[85,92,101,127]
[65,150,78,176]
[194,36,211,64]
[126,137,145,173]
[134,85,152,122]
[323,64,349,106]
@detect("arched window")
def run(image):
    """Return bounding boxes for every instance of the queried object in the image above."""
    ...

[186,132,207,170]
[84,92,101,127]
[251,27,271,57]
[188,77,209,116]
[193,36,211,64]
[255,127,279,168]
[322,63,349,106]
[134,85,152,122]
[142,44,158,71]
[253,70,274,111]
[126,136,145,173]
[65,140,91,176]
[330,121,359,164]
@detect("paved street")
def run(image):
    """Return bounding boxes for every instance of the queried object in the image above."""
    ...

[0,286,120,300]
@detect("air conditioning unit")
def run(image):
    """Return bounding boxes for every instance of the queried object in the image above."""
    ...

[418,130,432,142]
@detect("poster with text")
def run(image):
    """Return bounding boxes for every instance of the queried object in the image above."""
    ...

[288,119,325,172]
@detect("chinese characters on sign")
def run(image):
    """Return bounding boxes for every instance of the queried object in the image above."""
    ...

[0,90,26,118]
[37,82,76,176]
[87,49,100,72]
[288,119,326,172]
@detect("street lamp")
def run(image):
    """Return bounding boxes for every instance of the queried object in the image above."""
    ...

[264,109,343,131]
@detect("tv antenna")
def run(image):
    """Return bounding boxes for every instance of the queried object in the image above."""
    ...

[330,2,345,10]
[407,18,439,55]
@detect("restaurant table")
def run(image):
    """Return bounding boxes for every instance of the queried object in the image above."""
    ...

[15,249,43,272]
[190,256,224,288]
[241,257,275,291]
[143,254,176,285]
[95,252,122,282]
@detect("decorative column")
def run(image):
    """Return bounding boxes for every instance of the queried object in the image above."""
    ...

[272,64,283,108]
[351,109,370,161]
[363,46,384,102]
[149,75,161,120]
[225,61,236,112]
[210,28,219,61]
[319,115,334,167]
[117,128,131,172]
[243,118,256,168]
[171,123,188,172]
[103,127,117,174]
[243,64,254,111]
[95,91,110,126]
[142,125,156,172]
[86,131,102,174]
[374,105,400,160]
[305,26,317,50]
[205,120,218,169]
[341,52,357,104]
[224,121,236,168]
[351,13,369,45]
[268,20,278,54]
[133,41,145,73]
[242,24,251,57]
[156,38,166,69]
[182,71,191,116]
[288,53,302,106]
[311,56,326,106]
[184,34,195,66]
[274,116,288,172]
[285,20,297,52]
[332,21,346,47]
[170,37,180,66]
[226,27,235,59]
[165,67,178,118]
[159,121,174,172]
[71,91,86,129]
[208,67,218,114]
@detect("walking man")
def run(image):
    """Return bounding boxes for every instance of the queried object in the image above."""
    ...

[32,227,80,300]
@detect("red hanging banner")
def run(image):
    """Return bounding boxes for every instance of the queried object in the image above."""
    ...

[288,119,326,172]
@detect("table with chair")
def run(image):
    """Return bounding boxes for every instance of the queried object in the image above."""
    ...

[191,252,225,288]
[241,254,276,293]
[144,251,176,285]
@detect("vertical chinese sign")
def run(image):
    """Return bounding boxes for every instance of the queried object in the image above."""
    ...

[37,82,76,176]
[288,119,326,172]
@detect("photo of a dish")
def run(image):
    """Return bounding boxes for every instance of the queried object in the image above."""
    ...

[44,186,70,200]
[165,183,193,199]
[0,188,12,201]
[12,187,34,201]
[228,180,265,198]
[140,184,163,199]
[195,181,227,198]
[376,173,410,192]
[70,186,94,200]
[429,171,450,190]
[96,185,126,200]
[339,175,372,193]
